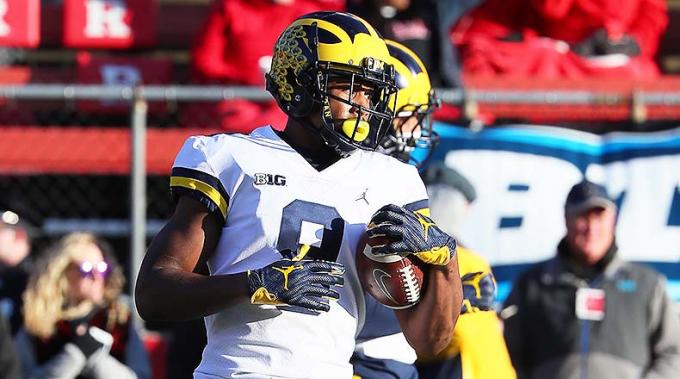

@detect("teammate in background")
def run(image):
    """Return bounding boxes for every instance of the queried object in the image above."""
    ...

[378,40,441,169]
[352,40,514,379]
[352,39,446,379]
[417,164,516,379]
[136,12,461,378]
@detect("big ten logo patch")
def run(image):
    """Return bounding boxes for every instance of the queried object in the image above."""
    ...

[254,173,286,186]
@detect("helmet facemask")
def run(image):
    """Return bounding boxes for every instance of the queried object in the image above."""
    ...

[382,89,441,167]
[315,59,398,157]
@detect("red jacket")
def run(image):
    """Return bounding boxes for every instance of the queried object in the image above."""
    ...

[192,0,345,85]
[452,0,668,78]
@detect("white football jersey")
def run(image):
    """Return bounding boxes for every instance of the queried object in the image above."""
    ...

[170,126,428,379]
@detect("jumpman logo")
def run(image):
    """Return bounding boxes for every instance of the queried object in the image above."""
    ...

[355,188,370,205]
[416,214,436,241]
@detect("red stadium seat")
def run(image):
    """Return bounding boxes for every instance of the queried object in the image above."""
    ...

[63,0,157,49]
[0,0,40,47]
[76,51,172,115]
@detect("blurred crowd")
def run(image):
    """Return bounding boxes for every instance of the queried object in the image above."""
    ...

[0,216,150,378]
[0,0,671,129]
[186,0,668,133]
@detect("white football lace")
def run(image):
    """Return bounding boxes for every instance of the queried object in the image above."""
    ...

[399,265,421,303]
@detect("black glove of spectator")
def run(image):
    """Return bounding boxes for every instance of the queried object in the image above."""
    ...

[71,326,113,359]
[601,34,641,56]
[64,308,98,332]
[572,29,609,56]
[572,29,641,57]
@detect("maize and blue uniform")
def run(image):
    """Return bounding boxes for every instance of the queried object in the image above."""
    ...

[170,126,428,378]
[417,247,516,379]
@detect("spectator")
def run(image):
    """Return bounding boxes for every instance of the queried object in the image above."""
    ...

[349,0,481,88]
[188,0,344,132]
[416,163,516,379]
[0,311,21,378]
[15,232,150,379]
[0,209,33,335]
[502,180,680,379]
[452,0,668,79]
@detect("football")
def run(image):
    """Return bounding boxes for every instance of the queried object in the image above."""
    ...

[356,235,426,309]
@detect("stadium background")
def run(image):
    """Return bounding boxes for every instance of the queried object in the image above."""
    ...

[1,0,680,377]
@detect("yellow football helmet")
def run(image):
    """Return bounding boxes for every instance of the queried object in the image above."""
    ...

[265,12,397,157]
[382,40,440,166]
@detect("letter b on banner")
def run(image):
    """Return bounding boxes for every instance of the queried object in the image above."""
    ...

[64,0,157,48]
[0,0,40,47]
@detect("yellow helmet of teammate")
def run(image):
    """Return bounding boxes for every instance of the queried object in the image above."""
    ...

[266,11,398,157]
[382,40,440,166]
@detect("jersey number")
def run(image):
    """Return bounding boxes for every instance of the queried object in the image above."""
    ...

[277,200,345,262]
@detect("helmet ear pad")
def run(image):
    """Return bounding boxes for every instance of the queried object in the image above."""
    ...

[265,68,318,119]
[288,69,316,118]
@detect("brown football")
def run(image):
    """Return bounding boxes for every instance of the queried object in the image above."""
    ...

[356,234,426,309]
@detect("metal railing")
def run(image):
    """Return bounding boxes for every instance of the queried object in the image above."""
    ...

[3,83,680,327]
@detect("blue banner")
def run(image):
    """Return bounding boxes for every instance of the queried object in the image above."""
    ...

[420,123,680,301]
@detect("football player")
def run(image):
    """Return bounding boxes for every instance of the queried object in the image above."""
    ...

[353,40,447,379]
[378,40,441,168]
[136,12,461,378]
[417,164,517,379]
[353,41,516,379]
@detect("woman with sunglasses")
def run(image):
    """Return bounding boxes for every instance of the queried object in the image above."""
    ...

[14,232,150,379]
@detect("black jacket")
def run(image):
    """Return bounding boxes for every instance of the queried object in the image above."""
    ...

[502,240,680,379]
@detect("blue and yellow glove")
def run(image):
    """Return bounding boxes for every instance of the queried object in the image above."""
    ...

[460,271,496,313]
[367,204,457,266]
[247,259,345,312]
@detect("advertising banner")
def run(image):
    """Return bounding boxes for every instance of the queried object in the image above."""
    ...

[425,124,680,299]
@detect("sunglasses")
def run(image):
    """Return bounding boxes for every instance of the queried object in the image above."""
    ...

[73,260,110,279]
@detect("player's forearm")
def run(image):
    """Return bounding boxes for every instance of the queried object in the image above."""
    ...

[135,266,249,321]
[396,256,462,355]
[135,204,247,321]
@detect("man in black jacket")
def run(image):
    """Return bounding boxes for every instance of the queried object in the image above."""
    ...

[0,311,21,378]
[0,210,33,335]
[502,180,680,379]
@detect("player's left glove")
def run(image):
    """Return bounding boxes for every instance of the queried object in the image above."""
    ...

[367,204,457,266]
[461,271,497,314]
[247,259,345,313]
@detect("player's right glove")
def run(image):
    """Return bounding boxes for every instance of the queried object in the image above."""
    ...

[367,204,457,266]
[247,259,345,313]
[460,271,496,314]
